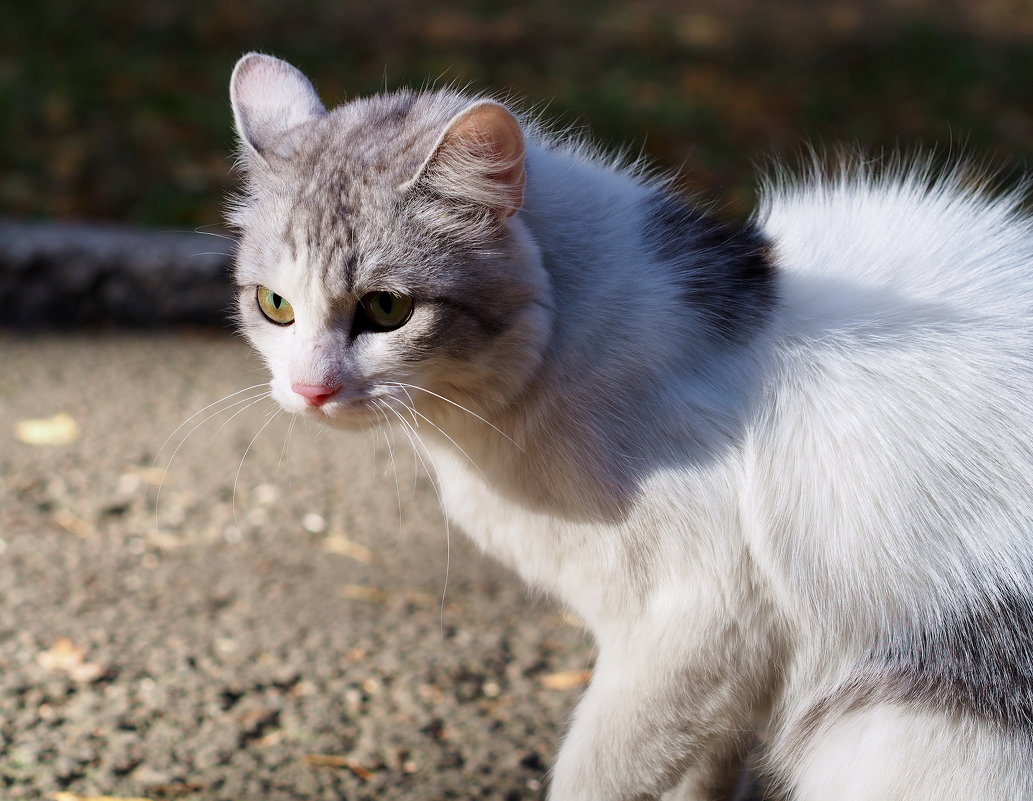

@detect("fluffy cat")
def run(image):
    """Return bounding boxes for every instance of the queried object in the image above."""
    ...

[226,52,1033,800]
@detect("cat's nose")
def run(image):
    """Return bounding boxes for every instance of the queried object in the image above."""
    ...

[291,382,340,407]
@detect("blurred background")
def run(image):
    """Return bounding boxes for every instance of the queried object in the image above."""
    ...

[5,0,1033,228]
[2,3,1033,800]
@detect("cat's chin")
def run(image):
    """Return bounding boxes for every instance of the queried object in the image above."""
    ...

[297,404,385,431]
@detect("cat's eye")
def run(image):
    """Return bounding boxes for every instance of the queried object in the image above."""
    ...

[359,291,414,331]
[256,286,295,326]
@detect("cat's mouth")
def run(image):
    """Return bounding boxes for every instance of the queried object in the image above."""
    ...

[273,380,408,431]
[300,396,384,429]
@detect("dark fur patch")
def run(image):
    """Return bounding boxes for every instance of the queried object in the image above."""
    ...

[878,590,1033,729]
[796,590,1033,751]
[641,192,777,343]
[430,295,508,337]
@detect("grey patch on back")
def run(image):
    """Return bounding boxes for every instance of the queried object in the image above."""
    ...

[640,192,777,344]
[796,589,1033,748]
[877,589,1033,729]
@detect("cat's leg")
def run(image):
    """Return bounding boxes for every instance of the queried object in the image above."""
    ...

[786,703,1033,801]
[659,745,754,801]
[547,638,763,801]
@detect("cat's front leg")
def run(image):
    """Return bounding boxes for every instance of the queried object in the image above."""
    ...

[548,636,760,801]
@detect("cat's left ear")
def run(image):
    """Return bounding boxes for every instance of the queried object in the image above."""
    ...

[230,52,327,160]
[412,101,526,218]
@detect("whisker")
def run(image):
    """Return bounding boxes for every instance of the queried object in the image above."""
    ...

[389,398,490,485]
[386,381,522,450]
[212,392,273,438]
[157,383,269,457]
[232,404,282,532]
[155,390,270,533]
[372,400,405,539]
[366,427,378,477]
[381,395,420,500]
[379,401,452,633]
[391,383,420,428]
[380,398,423,500]
[192,226,236,241]
[277,414,297,481]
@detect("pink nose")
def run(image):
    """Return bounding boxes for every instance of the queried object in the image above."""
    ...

[291,382,340,407]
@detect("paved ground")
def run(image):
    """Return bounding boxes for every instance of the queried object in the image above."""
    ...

[0,333,595,801]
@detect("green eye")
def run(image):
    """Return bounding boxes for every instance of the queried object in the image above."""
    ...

[360,291,414,331]
[256,286,295,325]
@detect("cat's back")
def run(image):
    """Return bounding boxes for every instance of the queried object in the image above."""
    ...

[754,164,1033,443]
[744,164,1033,629]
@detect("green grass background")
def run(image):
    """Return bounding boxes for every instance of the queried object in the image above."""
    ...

[3,0,1033,227]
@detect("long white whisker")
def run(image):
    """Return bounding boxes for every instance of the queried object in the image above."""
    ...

[373,400,405,538]
[192,227,236,241]
[155,390,270,532]
[277,414,297,478]
[380,401,452,632]
[212,393,272,438]
[232,404,281,531]
[386,381,522,450]
[157,383,269,457]
[391,383,421,428]
[380,396,419,500]
[395,399,490,485]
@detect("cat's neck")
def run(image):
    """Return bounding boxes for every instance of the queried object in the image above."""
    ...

[416,143,777,520]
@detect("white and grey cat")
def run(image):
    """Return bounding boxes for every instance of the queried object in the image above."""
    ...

[226,52,1033,800]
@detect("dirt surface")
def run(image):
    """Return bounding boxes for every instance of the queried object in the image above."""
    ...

[0,333,595,800]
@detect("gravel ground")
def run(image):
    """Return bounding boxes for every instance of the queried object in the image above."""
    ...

[0,333,595,801]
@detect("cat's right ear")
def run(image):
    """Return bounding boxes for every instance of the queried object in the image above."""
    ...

[230,52,326,161]
[409,101,526,219]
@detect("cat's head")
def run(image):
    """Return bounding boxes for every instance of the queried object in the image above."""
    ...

[227,53,551,430]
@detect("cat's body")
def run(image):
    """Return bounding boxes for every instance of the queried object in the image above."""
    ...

[227,53,1033,800]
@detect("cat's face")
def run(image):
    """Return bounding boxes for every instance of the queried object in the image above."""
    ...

[228,54,551,431]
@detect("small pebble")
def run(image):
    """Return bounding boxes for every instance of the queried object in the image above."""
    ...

[253,483,279,505]
[302,513,326,534]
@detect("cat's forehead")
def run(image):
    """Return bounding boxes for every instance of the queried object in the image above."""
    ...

[293,90,472,198]
[252,92,468,273]
[236,89,482,301]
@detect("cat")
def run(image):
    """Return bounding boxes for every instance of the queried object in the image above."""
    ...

[225,52,1033,800]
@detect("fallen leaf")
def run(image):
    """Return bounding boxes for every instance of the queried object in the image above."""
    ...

[39,638,106,682]
[539,669,593,690]
[121,466,166,486]
[52,509,96,538]
[16,413,80,445]
[323,535,374,563]
[53,794,153,801]
[303,754,373,780]
[68,661,107,683]
[38,638,84,671]
[341,584,388,604]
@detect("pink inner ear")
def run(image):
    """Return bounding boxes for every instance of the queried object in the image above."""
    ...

[442,103,526,216]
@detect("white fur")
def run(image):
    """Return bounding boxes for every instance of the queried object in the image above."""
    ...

[793,704,1032,801]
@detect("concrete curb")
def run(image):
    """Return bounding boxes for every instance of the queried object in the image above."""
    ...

[0,218,237,328]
